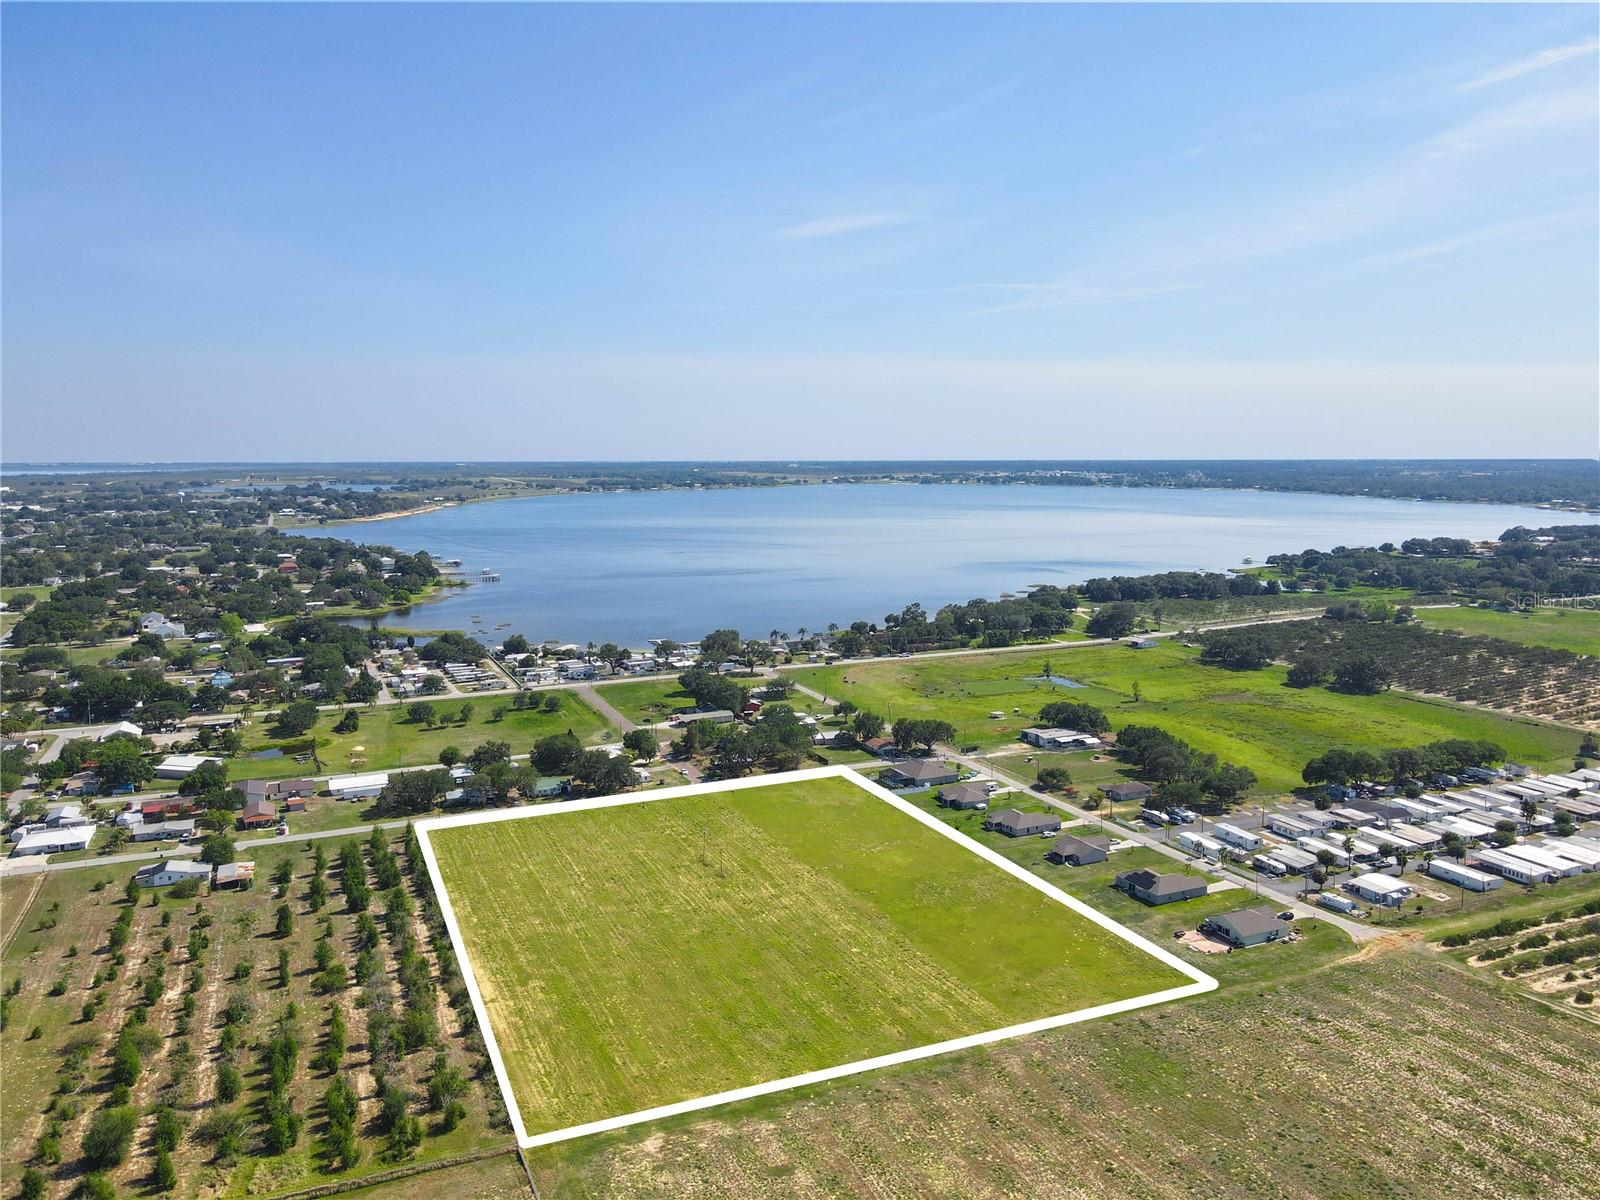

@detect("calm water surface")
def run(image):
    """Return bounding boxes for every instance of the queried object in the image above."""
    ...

[291,484,1591,644]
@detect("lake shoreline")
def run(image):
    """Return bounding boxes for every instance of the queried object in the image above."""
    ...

[284,483,1590,645]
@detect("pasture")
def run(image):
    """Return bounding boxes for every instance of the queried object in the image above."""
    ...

[424,772,1194,1140]
[1416,604,1600,655]
[228,691,615,780]
[528,950,1600,1200]
[791,641,1583,792]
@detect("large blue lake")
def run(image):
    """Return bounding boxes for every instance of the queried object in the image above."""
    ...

[291,484,1590,644]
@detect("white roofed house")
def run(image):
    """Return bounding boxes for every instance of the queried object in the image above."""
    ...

[138,612,186,638]
[1344,872,1413,908]
[134,859,212,888]
[155,754,222,780]
[1426,858,1502,892]
[328,772,389,800]
[1019,728,1102,751]
[10,826,96,857]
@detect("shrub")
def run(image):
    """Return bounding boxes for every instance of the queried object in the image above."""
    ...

[81,1105,138,1168]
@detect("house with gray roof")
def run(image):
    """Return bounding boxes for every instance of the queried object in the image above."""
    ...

[1046,833,1111,865]
[1105,781,1153,804]
[936,781,990,810]
[882,760,959,789]
[984,808,1062,838]
[1202,906,1288,948]
[1114,867,1207,905]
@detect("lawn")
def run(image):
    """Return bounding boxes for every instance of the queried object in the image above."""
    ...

[1416,605,1600,655]
[228,692,615,780]
[591,678,699,725]
[425,772,1194,1140]
[791,641,1584,793]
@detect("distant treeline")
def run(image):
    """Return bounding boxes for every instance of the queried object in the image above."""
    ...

[817,525,1598,657]
[9,457,1596,510]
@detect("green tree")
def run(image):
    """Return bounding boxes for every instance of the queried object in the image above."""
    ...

[200,833,235,866]
[1036,700,1110,733]
[622,729,657,761]
[1085,602,1139,639]
[275,903,294,938]
[275,699,321,737]
[82,1106,138,1168]
[94,738,155,790]
[153,1146,178,1192]
[1036,766,1072,791]
[851,710,885,741]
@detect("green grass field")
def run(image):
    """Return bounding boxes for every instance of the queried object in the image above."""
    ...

[591,678,700,725]
[791,641,1584,793]
[1416,605,1600,654]
[228,692,615,780]
[427,774,1190,1137]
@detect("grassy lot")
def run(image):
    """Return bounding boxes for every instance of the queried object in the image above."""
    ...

[791,641,1584,793]
[527,949,1600,1199]
[0,642,120,669]
[427,774,1190,1138]
[1416,604,1600,654]
[590,678,698,725]
[595,677,833,725]
[1396,869,1600,939]
[228,692,615,780]
[0,838,511,1198]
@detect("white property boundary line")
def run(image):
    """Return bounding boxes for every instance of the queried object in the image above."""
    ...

[414,764,1216,1149]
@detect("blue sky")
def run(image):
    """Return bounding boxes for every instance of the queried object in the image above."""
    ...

[3,3,1596,461]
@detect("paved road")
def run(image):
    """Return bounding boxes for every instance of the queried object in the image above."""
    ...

[575,684,637,733]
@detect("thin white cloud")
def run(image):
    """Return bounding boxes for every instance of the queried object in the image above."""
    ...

[776,212,918,240]
[1344,203,1595,271]
[958,80,1596,314]
[1460,36,1599,91]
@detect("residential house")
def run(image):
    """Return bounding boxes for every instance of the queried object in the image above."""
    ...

[133,860,212,888]
[1114,868,1207,905]
[239,798,277,829]
[139,612,186,638]
[1046,833,1110,865]
[1344,872,1414,908]
[327,772,389,800]
[130,819,196,843]
[1202,907,1288,948]
[881,760,959,789]
[984,808,1062,838]
[936,782,991,811]
[10,826,96,857]
[1020,728,1102,751]
[155,754,222,780]
[1104,782,1153,805]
